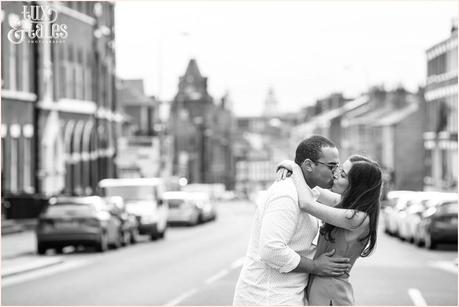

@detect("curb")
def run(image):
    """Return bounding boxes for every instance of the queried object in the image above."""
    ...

[2,257,64,278]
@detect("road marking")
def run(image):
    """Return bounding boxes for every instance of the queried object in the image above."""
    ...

[408,288,428,306]
[428,261,458,275]
[204,269,230,284]
[165,288,198,306]
[230,257,245,269]
[2,259,89,288]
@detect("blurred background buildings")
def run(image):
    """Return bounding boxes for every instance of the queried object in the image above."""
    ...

[1,1,457,218]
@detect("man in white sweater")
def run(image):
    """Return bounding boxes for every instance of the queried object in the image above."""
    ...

[233,135,350,305]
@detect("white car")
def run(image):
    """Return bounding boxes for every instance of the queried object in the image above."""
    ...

[99,178,168,241]
[164,191,217,225]
[382,191,416,236]
[397,191,443,242]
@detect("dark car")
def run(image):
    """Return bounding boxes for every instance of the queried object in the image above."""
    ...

[104,196,139,245]
[36,196,123,254]
[417,198,458,249]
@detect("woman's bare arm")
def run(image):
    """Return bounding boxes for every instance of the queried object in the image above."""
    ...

[288,162,369,230]
[315,187,341,207]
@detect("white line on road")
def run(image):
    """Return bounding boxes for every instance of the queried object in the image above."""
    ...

[408,288,428,306]
[204,269,230,285]
[2,259,89,288]
[165,288,198,306]
[428,261,458,275]
[230,257,245,269]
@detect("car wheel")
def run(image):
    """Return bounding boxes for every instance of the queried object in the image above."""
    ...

[413,234,423,247]
[158,226,167,239]
[37,242,47,255]
[121,230,130,246]
[424,232,436,250]
[96,232,109,252]
[130,228,139,244]
[112,231,123,249]
[189,213,199,226]
[150,226,159,241]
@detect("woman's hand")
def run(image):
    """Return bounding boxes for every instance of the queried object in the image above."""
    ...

[275,160,296,181]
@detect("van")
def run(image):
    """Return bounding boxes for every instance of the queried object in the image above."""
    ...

[98,178,168,240]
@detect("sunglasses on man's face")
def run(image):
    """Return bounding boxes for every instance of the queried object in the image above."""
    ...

[314,161,340,172]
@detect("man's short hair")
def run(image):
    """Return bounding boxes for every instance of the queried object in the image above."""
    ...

[295,135,336,165]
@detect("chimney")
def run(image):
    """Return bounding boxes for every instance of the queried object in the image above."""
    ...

[451,17,458,34]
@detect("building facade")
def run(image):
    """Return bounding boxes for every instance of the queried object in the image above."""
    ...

[169,59,235,189]
[424,24,458,191]
[234,89,297,198]
[1,2,120,217]
[116,79,172,179]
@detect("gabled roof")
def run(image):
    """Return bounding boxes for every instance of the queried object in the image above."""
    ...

[372,103,419,126]
[294,95,369,133]
[184,58,202,79]
[117,79,154,106]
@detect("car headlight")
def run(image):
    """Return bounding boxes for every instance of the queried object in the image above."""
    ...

[423,207,437,218]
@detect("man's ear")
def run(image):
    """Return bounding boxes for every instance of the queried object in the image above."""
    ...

[302,159,314,172]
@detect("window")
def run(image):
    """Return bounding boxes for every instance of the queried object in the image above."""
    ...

[441,149,448,181]
[9,41,17,90]
[58,45,66,99]
[10,137,18,193]
[436,100,448,132]
[1,135,7,193]
[76,49,84,100]
[425,148,432,179]
[67,45,74,98]
[22,43,30,92]
[23,137,33,192]
[447,95,457,132]
[86,52,93,101]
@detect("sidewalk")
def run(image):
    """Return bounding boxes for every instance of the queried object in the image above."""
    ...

[1,227,64,278]
[1,218,37,236]
[2,230,37,259]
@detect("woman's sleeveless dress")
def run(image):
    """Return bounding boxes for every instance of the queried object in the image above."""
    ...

[306,228,368,306]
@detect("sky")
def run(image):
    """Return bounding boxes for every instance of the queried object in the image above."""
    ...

[115,0,457,116]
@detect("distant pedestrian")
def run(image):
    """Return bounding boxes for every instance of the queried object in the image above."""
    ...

[276,154,382,305]
[233,136,351,305]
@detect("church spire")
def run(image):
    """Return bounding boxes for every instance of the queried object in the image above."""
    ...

[263,87,279,117]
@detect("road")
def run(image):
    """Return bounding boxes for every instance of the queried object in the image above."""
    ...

[2,200,457,305]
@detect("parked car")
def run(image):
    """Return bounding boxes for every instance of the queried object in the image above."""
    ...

[382,190,416,236]
[415,193,458,249]
[397,191,443,242]
[98,178,168,240]
[164,191,217,225]
[104,196,139,245]
[164,191,201,225]
[36,196,123,254]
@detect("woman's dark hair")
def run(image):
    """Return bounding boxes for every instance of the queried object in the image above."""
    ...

[320,154,382,257]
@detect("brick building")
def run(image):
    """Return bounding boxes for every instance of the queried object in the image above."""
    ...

[234,89,297,197]
[169,59,235,189]
[423,23,458,191]
[1,2,120,218]
[116,79,172,179]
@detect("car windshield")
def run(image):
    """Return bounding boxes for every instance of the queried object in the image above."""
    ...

[102,186,155,201]
[168,199,185,206]
[439,201,458,214]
